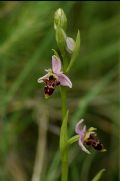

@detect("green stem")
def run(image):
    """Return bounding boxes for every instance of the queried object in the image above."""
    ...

[61,87,67,119]
[61,147,68,181]
[60,87,68,181]
[62,51,68,71]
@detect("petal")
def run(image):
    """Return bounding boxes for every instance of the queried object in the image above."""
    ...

[45,68,51,72]
[75,119,86,134]
[57,73,72,88]
[66,37,75,53]
[37,73,49,83]
[78,139,91,154]
[52,55,61,74]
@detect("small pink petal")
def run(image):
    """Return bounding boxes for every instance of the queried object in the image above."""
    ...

[52,55,61,74]
[37,73,49,83]
[66,37,75,53]
[75,119,86,134]
[79,139,91,154]
[57,73,72,88]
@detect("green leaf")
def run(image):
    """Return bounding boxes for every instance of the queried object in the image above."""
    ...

[67,30,80,72]
[60,111,68,155]
[91,169,106,181]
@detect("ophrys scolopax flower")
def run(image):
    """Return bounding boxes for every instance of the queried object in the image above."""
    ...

[37,55,72,98]
[75,119,106,154]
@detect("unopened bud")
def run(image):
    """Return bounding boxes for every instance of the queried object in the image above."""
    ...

[66,37,75,54]
[54,8,67,30]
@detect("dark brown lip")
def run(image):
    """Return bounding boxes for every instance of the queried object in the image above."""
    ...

[44,86,55,96]
[85,133,105,151]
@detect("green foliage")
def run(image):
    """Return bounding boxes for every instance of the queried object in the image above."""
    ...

[92,169,106,181]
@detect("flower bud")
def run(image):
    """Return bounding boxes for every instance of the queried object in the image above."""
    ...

[66,30,80,72]
[54,8,67,30]
[66,37,75,54]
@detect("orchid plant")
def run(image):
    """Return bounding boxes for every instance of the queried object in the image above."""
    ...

[37,8,106,181]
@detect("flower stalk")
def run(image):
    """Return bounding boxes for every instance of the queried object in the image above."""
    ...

[60,87,67,119]
[54,8,81,181]
[60,109,68,181]
[38,8,80,181]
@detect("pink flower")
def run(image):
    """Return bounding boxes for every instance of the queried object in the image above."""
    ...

[37,55,72,97]
[75,119,106,154]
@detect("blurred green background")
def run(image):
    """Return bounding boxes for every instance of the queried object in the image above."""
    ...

[0,1,119,181]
